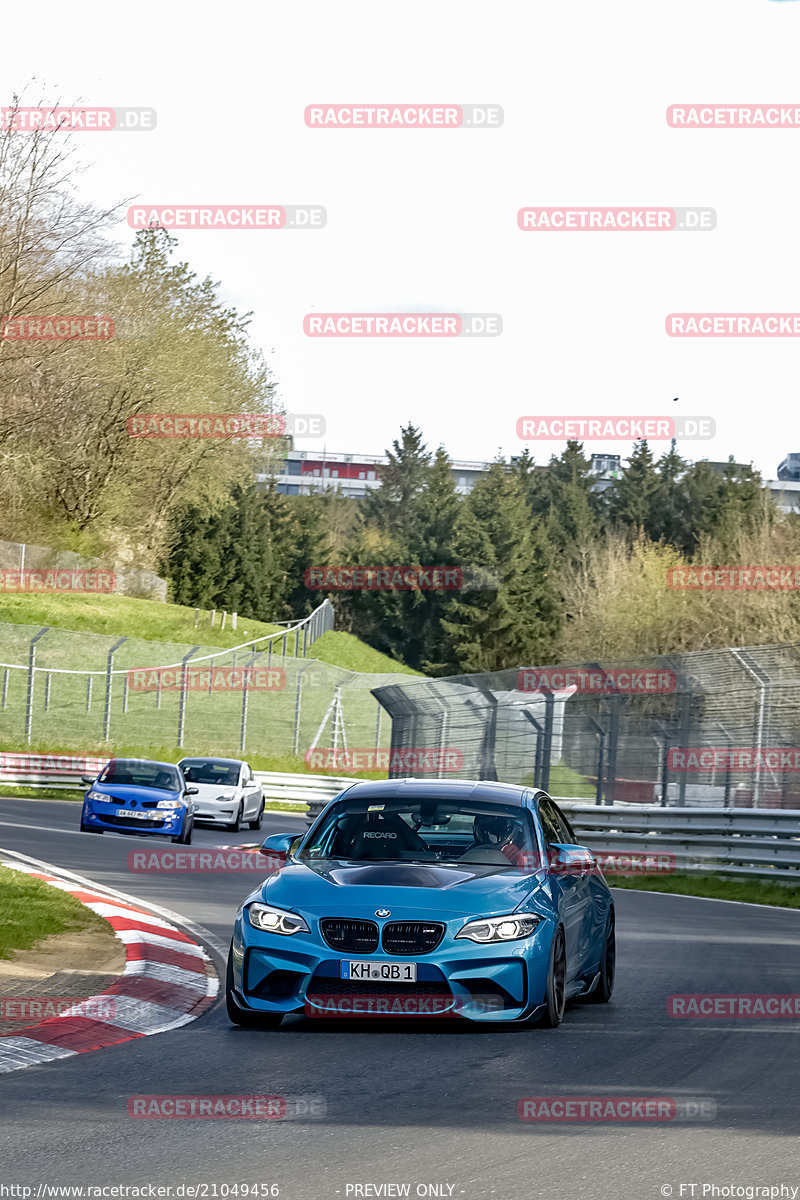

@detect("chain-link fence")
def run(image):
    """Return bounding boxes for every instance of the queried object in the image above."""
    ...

[0,600,403,760]
[372,644,800,808]
[0,539,167,600]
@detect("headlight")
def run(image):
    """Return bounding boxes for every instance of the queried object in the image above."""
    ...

[86,790,107,802]
[247,903,309,936]
[157,799,183,809]
[456,912,541,944]
[217,789,238,801]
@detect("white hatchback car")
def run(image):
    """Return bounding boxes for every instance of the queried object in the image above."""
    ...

[177,757,264,831]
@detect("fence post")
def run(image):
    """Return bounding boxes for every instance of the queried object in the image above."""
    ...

[374,702,382,750]
[604,693,621,806]
[122,673,129,714]
[295,625,300,657]
[177,645,200,749]
[44,672,52,712]
[676,686,693,807]
[292,664,313,757]
[85,675,93,713]
[2,668,9,710]
[103,637,127,742]
[522,710,542,789]
[303,623,308,657]
[25,628,49,745]
[586,717,606,806]
[239,650,259,755]
[540,689,554,794]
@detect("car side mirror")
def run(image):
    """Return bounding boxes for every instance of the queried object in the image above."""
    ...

[261,832,301,859]
[184,786,199,796]
[81,776,96,786]
[548,844,597,878]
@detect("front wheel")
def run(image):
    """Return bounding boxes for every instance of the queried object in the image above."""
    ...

[225,949,284,1028]
[228,804,242,833]
[540,927,566,1028]
[172,816,193,844]
[248,802,264,832]
[591,911,615,1004]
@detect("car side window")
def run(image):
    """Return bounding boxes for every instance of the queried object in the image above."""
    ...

[539,796,573,845]
[551,800,577,844]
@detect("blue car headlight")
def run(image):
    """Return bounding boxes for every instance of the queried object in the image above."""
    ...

[456,912,542,944]
[247,903,309,936]
[86,790,107,802]
[156,800,183,809]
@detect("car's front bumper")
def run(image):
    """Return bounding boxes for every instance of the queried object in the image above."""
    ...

[194,801,239,822]
[229,912,555,1022]
[82,799,185,836]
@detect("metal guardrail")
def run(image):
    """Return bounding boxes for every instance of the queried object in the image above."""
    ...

[557,800,800,879]
[0,759,357,808]
[1,762,798,879]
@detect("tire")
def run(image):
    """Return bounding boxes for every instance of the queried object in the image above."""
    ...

[248,802,264,832]
[172,816,193,845]
[225,948,283,1028]
[228,804,242,834]
[540,927,567,1028]
[591,911,615,1004]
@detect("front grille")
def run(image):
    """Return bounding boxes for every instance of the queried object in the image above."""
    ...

[381,922,445,955]
[307,978,451,1002]
[320,919,379,953]
[100,814,166,828]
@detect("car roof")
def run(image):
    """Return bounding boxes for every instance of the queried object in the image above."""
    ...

[105,758,179,771]
[334,778,532,806]
[178,757,243,766]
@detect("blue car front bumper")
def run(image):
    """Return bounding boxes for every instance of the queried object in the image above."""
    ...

[229,908,556,1022]
[82,797,186,837]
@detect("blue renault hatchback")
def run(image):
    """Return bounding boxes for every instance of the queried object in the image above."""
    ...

[80,757,198,843]
[226,779,615,1028]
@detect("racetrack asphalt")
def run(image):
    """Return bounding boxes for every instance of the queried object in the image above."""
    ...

[1,796,799,1200]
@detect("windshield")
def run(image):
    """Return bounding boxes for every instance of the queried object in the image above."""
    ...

[180,760,240,786]
[98,760,181,792]
[300,797,539,870]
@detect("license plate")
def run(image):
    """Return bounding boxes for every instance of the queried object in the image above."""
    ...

[117,808,150,819]
[341,960,417,982]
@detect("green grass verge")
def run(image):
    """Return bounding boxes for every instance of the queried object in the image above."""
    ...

[0,864,112,959]
[608,872,800,909]
[0,593,285,651]
[309,631,422,675]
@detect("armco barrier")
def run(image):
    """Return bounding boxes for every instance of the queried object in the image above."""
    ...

[2,761,797,879]
[557,801,800,880]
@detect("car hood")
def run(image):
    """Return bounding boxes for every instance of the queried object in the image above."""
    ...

[90,783,183,804]
[260,859,548,921]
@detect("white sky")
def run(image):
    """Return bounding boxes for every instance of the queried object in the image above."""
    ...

[5,0,800,478]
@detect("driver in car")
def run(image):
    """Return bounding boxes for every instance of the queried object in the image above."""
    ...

[465,814,529,867]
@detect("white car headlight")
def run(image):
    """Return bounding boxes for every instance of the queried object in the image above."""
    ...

[86,790,107,802]
[156,799,183,809]
[455,912,542,944]
[217,789,238,801]
[247,903,309,936]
